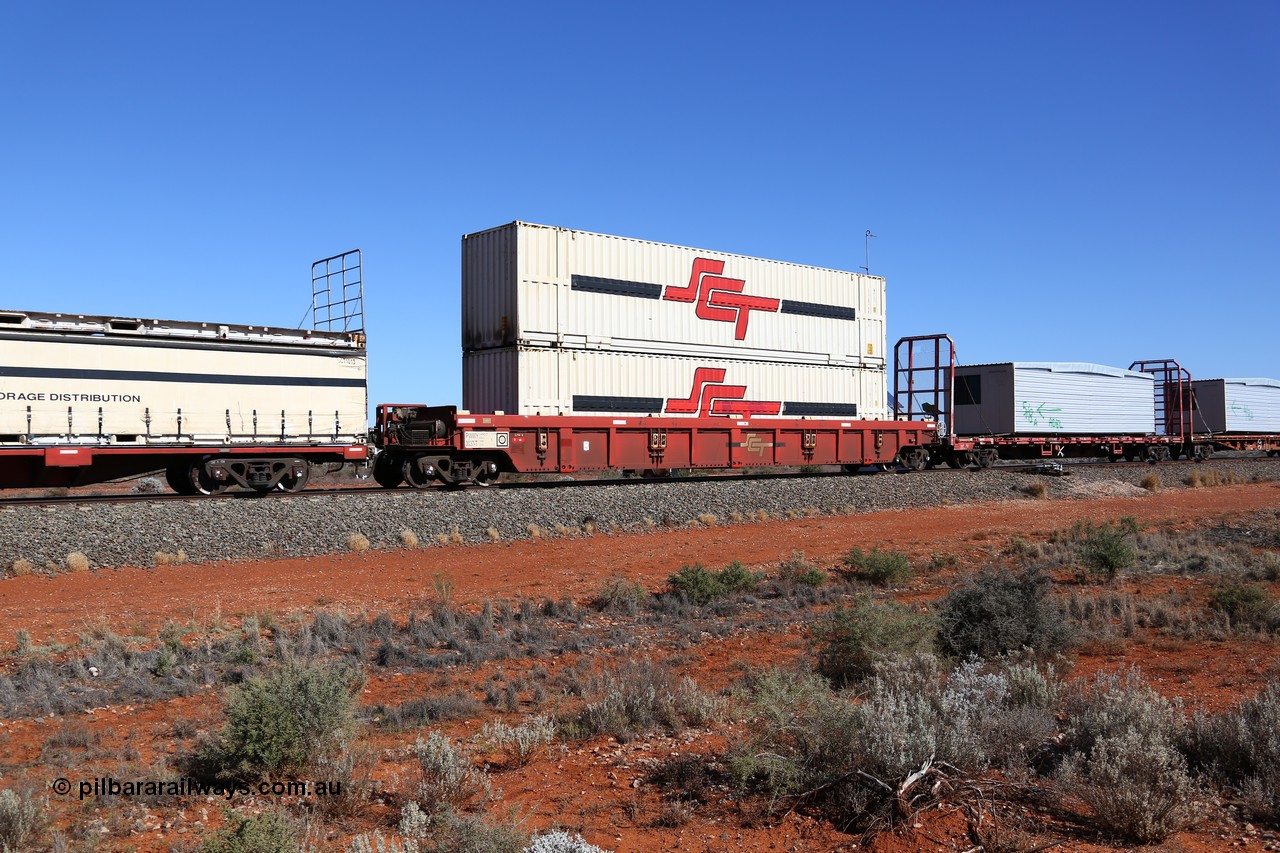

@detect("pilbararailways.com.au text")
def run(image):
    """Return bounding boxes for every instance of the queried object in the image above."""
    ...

[51,776,343,801]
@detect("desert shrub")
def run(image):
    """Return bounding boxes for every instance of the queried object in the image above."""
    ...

[1182,683,1280,824]
[1058,727,1198,843]
[578,659,721,741]
[65,551,91,572]
[348,834,419,853]
[776,551,828,588]
[1210,583,1277,631]
[592,577,648,614]
[1140,472,1161,492]
[1076,521,1137,580]
[936,568,1073,659]
[200,662,361,778]
[666,562,761,605]
[482,715,555,767]
[810,597,936,684]
[666,564,724,605]
[525,831,612,853]
[717,560,762,595]
[199,809,299,853]
[729,661,1056,829]
[0,788,44,850]
[347,532,371,553]
[842,546,912,586]
[371,692,479,729]
[1024,481,1049,500]
[1061,667,1181,759]
[412,731,491,810]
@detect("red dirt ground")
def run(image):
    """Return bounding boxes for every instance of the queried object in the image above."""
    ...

[2,481,1279,852]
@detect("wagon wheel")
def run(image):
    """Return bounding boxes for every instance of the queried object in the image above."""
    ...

[899,448,928,472]
[471,461,499,487]
[946,451,971,469]
[372,452,404,489]
[402,456,438,489]
[275,462,311,493]
[973,448,998,469]
[185,461,227,496]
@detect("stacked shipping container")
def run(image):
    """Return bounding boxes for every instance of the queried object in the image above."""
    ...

[461,222,888,420]
[1191,378,1280,434]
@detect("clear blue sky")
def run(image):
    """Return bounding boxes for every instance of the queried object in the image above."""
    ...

[3,2,1276,412]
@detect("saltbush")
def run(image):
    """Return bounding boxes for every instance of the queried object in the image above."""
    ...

[1182,682,1280,824]
[1210,583,1277,631]
[843,546,912,586]
[0,788,44,850]
[936,568,1073,659]
[810,597,936,684]
[200,662,361,778]
[199,810,298,853]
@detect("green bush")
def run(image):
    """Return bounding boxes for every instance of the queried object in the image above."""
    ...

[717,560,763,595]
[667,562,762,605]
[200,810,299,853]
[777,552,828,588]
[667,564,724,605]
[936,568,1074,659]
[1210,583,1276,630]
[200,662,361,778]
[810,597,936,684]
[843,546,912,586]
[1076,521,1137,580]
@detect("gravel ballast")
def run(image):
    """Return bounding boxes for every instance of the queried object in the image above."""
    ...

[4,458,1279,570]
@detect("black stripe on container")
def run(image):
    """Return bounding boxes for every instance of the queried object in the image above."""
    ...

[570,275,663,299]
[0,366,365,388]
[779,300,857,321]
[573,394,665,413]
[782,402,859,417]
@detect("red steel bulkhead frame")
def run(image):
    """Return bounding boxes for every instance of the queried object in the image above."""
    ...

[1127,359,1191,442]
[893,334,956,443]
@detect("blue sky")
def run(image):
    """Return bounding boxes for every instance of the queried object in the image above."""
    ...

[3,2,1276,411]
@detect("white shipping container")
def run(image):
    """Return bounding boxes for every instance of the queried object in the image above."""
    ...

[950,362,1155,435]
[1191,378,1280,433]
[463,347,887,420]
[462,222,885,367]
[0,308,367,445]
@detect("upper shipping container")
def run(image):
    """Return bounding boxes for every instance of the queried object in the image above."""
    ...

[0,308,367,446]
[463,347,887,421]
[949,362,1155,436]
[1190,378,1280,434]
[462,222,886,368]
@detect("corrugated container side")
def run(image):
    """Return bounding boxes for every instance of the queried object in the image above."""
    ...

[462,347,887,421]
[0,331,367,445]
[1192,378,1280,433]
[952,362,1154,435]
[462,222,886,367]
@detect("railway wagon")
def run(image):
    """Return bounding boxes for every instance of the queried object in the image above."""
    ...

[0,252,369,493]
[371,404,937,488]
[462,221,886,369]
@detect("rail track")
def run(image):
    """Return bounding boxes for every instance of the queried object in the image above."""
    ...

[1,453,1270,509]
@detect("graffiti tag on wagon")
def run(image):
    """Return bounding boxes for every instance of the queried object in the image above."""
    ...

[1020,401,1063,430]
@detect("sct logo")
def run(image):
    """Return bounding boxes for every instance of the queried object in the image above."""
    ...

[664,367,782,417]
[663,258,780,340]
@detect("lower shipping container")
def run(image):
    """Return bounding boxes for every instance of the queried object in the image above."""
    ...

[462,347,887,421]
[1191,378,1280,434]
[950,362,1155,436]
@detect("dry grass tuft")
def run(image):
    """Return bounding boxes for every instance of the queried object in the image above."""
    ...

[65,551,91,572]
[399,529,420,549]
[346,533,371,554]
[554,522,580,536]
[583,520,598,535]
[802,507,821,517]
[526,523,544,540]
[486,526,501,543]
[1025,481,1049,500]
[153,550,189,567]
[641,517,657,531]
[697,513,718,527]
[784,508,800,520]
[10,558,34,577]
[728,511,745,523]
[1140,473,1161,492]
[431,572,454,604]
[449,526,464,545]
[434,532,451,547]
